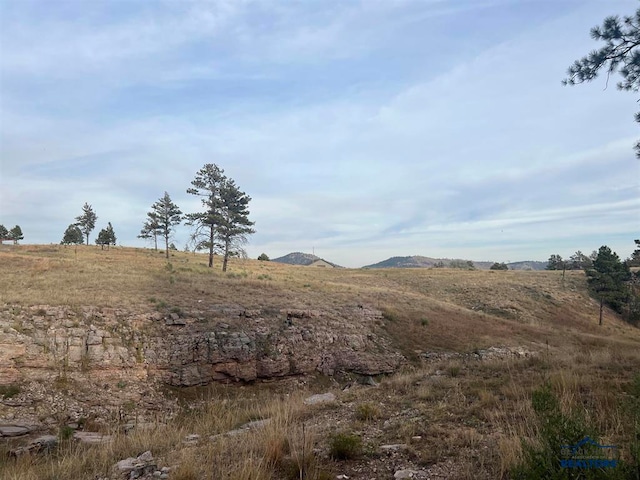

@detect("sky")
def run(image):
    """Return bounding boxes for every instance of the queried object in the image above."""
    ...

[0,0,638,268]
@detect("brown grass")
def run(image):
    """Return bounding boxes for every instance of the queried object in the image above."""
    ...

[1,245,640,478]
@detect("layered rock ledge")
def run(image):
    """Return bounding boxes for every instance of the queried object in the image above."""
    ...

[0,303,403,387]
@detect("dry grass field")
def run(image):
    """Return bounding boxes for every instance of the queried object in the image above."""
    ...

[1,244,639,479]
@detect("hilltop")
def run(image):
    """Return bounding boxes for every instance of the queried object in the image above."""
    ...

[1,244,638,479]
[272,251,341,267]
[363,255,547,270]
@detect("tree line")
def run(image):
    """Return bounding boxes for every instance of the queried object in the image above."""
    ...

[547,241,640,326]
[59,164,255,272]
[60,202,116,250]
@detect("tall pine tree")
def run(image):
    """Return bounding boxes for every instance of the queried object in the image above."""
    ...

[564,6,640,157]
[186,164,226,268]
[138,212,161,251]
[149,192,182,259]
[217,178,255,272]
[186,164,254,271]
[75,203,97,245]
[586,245,632,325]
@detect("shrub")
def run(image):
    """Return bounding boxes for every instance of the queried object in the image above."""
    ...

[490,262,509,270]
[450,259,476,270]
[329,432,362,460]
[510,384,605,480]
[381,308,399,322]
[0,384,21,398]
[447,365,461,378]
[258,253,270,261]
[59,425,75,440]
[355,403,380,421]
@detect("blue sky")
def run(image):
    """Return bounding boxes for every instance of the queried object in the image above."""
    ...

[1,0,638,268]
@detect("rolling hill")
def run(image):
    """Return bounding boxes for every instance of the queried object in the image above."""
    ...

[272,251,341,267]
[363,255,547,270]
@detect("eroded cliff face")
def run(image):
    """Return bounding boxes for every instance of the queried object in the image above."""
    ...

[0,303,403,388]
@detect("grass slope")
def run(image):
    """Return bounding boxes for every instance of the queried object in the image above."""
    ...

[1,244,639,479]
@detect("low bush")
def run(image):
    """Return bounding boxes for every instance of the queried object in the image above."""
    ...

[329,432,362,460]
[355,403,381,421]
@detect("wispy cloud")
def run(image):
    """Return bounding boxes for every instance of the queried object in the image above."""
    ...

[1,0,638,267]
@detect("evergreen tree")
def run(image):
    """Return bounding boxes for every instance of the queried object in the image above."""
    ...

[629,239,640,267]
[258,253,270,261]
[490,262,509,270]
[8,225,23,244]
[95,222,116,250]
[568,250,592,270]
[586,246,632,325]
[0,225,8,243]
[138,212,160,251]
[545,254,564,271]
[563,6,640,157]
[186,164,255,271]
[75,203,97,245]
[217,178,255,272]
[149,192,182,259]
[186,164,227,268]
[61,224,84,245]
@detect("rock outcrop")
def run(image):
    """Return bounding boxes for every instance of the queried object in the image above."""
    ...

[0,303,403,388]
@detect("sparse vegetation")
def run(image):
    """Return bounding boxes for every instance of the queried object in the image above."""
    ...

[355,403,381,421]
[0,245,639,479]
[490,262,509,270]
[0,384,21,398]
[329,432,362,460]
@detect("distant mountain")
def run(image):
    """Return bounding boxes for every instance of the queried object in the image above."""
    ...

[363,256,547,270]
[272,252,320,266]
[272,252,342,268]
[364,256,447,269]
[505,261,547,271]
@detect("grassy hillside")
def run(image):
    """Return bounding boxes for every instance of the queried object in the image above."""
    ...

[1,244,639,479]
[1,244,635,354]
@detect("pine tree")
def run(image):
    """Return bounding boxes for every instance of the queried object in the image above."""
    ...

[586,246,632,325]
[95,222,116,250]
[564,6,640,157]
[138,213,160,251]
[545,254,564,271]
[8,225,23,245]
[186,164,227,268]
[105,222,116,246]
[569,251,592,270]
[149,192,182,259]
[61,224,84,245]
[217,178,255,272]
[75,203,97,245]
[629,239,640,267]
[0,225,8,243]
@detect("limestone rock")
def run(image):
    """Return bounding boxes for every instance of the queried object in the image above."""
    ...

[73,431,112,444]
[0,423,38,437]
[380,444,407,452]
[9,434,58,456]
[114,450,157,479]
[304,392,336,405]
[394,469,420,479]
[1,303,405,389]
